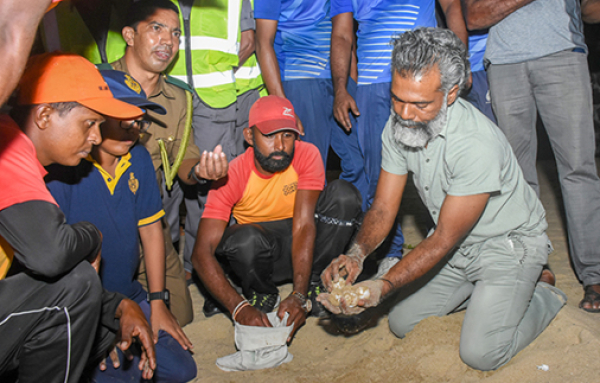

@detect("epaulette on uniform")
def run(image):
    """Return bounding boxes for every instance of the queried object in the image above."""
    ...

[164,75,194,94]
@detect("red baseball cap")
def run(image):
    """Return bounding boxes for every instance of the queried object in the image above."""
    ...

[16,52,143,120]
[248,95,301,135]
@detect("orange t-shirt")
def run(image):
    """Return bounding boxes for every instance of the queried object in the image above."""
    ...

[203,141,325,224]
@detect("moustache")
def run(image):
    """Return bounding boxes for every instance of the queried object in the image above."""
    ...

[393,113,427,130]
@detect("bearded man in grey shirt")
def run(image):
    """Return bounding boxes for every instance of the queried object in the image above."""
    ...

[318,27,566,371]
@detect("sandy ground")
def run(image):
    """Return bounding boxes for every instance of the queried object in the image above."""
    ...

[182,159,600,383]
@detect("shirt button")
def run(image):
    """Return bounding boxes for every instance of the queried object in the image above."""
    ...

[426,158,430,163]
[432,211,437,215]
[424,186,429,191]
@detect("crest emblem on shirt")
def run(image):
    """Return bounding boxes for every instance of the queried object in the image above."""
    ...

[282,181,297,196]
[124,74,142,94]
[128,173,139,195]
[282,107,294,118]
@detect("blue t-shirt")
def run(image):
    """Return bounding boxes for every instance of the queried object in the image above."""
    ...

[331,0,437,85]
[468,31,488,72]
[255,0,332,80]
[47,144,165,302]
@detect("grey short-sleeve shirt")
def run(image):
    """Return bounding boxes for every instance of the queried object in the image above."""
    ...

[381,98,547,246]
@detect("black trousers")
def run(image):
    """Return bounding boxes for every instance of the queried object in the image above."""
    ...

[216,179,362,296]
[0,262,104,383]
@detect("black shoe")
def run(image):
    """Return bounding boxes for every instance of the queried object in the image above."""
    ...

[307,282,328,318]
[248,290,280,313]
[202,296,225,318]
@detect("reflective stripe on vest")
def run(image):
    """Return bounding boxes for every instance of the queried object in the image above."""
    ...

[170,70,235,89]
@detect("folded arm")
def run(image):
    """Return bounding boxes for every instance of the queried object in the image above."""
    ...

[0,200,101,277]
[460,0,536,31]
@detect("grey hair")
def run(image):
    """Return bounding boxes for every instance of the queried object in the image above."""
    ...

[391,27,470,93]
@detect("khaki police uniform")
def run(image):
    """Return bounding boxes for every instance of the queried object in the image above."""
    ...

[108,57,199,326]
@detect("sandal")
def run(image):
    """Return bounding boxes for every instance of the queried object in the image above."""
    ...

[579,285,600,313]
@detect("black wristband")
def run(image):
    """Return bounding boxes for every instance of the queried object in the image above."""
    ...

[147,289,170,308]
[187,161,209,185]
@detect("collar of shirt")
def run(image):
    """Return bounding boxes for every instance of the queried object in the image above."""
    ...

[112,57,176,100]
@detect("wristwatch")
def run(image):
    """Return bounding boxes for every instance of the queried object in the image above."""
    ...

[291,291,312,313]
[147,289,170,309]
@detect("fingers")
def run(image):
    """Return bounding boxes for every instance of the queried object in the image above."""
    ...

[316,293,342,315]
[109,347,120,368]
[235,306,272,328]
[321,256,345,290]
[338,296,366,315]
[196,149,228,181]
[349,99,360,118]
[133,325,157,370]
[345,266,361,285]
[333,93,360,132]
[169,324,194,351]
[139,352,155,380]
[118,330,132,352]
[333,105,351,131]
[99,358,107,371]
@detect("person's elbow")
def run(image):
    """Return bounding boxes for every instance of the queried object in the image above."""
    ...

[25,246,79,277]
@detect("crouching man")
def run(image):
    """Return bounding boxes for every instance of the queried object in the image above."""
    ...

[192,95,362,339]
[0,53,155,382]
[319,28,566,371]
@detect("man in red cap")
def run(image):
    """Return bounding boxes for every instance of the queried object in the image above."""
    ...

[192,95,362,338]
[0,52,156,382]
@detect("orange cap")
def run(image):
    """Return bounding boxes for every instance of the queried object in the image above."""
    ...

[17,52,143,120]
[47,0,65,13]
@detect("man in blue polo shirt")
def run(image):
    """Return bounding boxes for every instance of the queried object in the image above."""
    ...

[46,71,196,382]
[254,0,369,211]
[330,0,468,268]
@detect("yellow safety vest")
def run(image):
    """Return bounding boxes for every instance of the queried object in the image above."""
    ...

[40,0,128,64]
[168,0,263,108]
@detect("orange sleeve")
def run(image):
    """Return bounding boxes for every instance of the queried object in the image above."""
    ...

[293,141,325,191]
[202,151,252,222]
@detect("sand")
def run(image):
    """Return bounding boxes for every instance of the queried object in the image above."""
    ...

[182,159,600,383]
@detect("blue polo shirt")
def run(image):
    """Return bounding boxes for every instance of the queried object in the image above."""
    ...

[331,0,437,85]
[255,0,332,80]
[47,144,165,302]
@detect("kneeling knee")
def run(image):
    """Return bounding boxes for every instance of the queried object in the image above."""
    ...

[166,359,197,382]
[459,345,506,371]
[388,316,412,339]
[64,262,103,306]
[321,179,362,213]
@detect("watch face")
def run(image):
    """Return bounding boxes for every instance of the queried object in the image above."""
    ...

[305,299,312,313]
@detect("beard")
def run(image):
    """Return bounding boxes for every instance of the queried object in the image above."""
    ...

[254,145,295,173]
[391,95,449,148]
